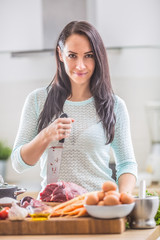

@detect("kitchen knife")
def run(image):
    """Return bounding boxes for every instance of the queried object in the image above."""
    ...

[47,113,68,184]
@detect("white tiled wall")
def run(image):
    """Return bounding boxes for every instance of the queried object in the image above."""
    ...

[0,48,160,191]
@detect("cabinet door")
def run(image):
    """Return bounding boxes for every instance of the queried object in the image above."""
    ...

[0,0,43,52]
[92,0,160,48]
[0,0,87,52]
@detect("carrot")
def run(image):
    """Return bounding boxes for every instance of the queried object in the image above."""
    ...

[51,204,84,217]
[50,192,98,218]
[51,202,84,217]
[74,207,88,217]
[51,203,83,217]
[69,207,88,217]
[55,207,88,217]
[61,202,83,213]
[51,210,62,217]
[63,207,82,216]
[52,194,86,212]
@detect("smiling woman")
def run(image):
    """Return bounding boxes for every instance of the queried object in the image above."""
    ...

[11,21,137,195]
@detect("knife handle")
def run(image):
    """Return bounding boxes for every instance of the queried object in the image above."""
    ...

[59,113,68,143]
[59,113,68,119]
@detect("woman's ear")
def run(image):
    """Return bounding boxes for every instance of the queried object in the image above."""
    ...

[57,46,63,62]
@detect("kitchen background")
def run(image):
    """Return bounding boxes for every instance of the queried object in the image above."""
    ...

[0,0,160,191]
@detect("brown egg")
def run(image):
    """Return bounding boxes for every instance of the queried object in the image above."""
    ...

[102,181,117,192]
[103,194,120,206]
[97,191,105,201]
[105,190,120,199]
[120,192,135,204]
[97,201,105,206]
[85,193,99,205]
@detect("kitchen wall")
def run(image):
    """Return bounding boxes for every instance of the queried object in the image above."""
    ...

[0,0,160,191]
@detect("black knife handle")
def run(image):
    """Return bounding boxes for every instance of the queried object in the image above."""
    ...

[59,113,68,143]
[59,113,68,119]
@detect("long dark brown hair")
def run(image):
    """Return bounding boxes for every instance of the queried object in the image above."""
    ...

[38,21,116,144]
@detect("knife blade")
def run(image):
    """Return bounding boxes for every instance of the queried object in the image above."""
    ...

[47,113,68,184]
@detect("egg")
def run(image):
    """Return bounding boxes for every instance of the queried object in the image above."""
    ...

[120,192,135,204]
[102,181,117,192]
[97,200,105,206]
[105,190,120,199]
[103,194,120,206]
[97,191,105,201]
[84,193,99,205]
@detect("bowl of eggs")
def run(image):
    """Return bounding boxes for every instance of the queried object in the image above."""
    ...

[84,181,135,219]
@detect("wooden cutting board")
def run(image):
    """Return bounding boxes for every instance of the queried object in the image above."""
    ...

[0,217,126,235]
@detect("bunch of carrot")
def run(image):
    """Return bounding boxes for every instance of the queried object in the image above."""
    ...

[50,193,89,217]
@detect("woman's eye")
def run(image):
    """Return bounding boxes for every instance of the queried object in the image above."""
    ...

[85,54,94,58]
[68,54,76,58]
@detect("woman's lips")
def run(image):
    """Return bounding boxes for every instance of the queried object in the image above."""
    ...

[74,72,88,76]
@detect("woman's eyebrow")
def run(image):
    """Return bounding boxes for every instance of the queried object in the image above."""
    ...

[67,50,93,54]
[67,51,77,54]
[84,51,93,54]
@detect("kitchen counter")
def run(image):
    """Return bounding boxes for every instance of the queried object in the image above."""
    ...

[0,226,160,240]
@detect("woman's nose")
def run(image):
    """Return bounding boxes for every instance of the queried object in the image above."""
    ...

[76,59,86,70]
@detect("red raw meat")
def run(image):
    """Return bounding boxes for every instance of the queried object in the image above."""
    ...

[40,181,88,202]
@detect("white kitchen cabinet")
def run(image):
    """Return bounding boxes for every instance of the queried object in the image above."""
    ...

[0,0,43,52]
[90,0,160,48]
[0,0,87,52]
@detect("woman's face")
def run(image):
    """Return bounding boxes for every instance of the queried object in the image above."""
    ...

[58,34,95,87]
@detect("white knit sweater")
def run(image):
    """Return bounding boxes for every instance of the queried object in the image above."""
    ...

[11,87,137,192]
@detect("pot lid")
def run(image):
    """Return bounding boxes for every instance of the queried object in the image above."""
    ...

[0,183,17,189]
[0,175,17,189]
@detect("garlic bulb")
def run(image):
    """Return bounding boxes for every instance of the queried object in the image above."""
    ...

[0,197,18,204]
[8,202,28,220]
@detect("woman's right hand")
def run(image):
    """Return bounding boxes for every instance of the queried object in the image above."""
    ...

[45,117,75,143]
[20,117,74,166]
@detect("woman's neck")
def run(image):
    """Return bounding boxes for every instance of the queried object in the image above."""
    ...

[68,92,92,101]
[68,84,92,102]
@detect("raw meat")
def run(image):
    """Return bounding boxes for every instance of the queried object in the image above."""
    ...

[40,181,88,202]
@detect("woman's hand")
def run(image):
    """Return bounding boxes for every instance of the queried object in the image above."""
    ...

[20,117,74,166]
[46,117,75,142]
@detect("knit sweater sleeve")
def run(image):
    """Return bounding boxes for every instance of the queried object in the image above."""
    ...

[11,89,44,173]
[111,96,138,181]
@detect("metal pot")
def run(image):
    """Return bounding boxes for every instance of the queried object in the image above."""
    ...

[0,183,26,199]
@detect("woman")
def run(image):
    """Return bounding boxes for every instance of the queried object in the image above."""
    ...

[11,21,137,193]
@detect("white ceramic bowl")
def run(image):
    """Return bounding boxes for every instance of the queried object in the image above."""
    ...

[84,203,135,219]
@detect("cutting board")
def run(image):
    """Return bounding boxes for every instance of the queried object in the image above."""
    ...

[0,217,126,235]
